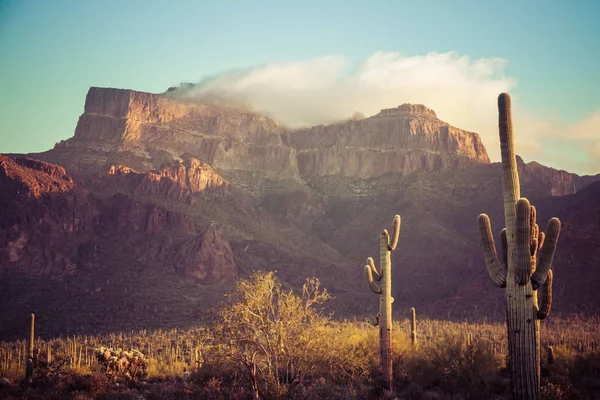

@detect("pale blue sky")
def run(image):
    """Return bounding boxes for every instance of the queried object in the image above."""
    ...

[1,0,598,173]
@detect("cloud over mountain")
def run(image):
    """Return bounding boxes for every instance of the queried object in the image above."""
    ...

[170,52,599,174]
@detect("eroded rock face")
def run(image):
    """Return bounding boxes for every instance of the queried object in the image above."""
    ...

[0,155,96,277]
[106,158,229,203]
[518,157,596,196]
[98,193,197,238]
[47,88,491,180]
[285,104,490,178]
[0,155,238,283]
[0,155,75,199]
[56,87,298,178]
[176,226,237,284]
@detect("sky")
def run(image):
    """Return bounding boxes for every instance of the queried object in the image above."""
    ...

[0,0,599,175]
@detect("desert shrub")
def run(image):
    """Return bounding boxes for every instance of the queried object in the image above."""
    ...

[540,382,565,400]
[214,271,333,399]
[95,347,148,383]
[397,333,506,399]
[563,350,600,399]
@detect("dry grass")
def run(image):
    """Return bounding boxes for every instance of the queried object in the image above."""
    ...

[0,315,599,399]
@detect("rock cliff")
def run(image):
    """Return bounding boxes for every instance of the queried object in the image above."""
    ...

[42,87,491,180]
[285,104,489,178]
[53,87,298,178]
[0,155,96,276]
[518,157,598,196]
[106,158,229,203]
[0,154,238,285]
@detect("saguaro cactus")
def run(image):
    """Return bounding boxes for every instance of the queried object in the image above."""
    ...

[28,313,35,359]
[26,313,35,383]
[478,93,561,400]
[410,307,417,347]
[364,215,401,391]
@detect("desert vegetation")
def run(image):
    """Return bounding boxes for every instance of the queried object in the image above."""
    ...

[1,270,600,399]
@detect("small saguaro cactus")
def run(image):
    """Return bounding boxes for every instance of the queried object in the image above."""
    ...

[364,215,401,391]
[478,93,561,400]
[410,307,417,347]
[28,313,35,359]
[26,313,35,383]
[547,346,555,365]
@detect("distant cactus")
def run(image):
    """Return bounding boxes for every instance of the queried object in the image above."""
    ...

[478,93,561,400]
[25,313,34,384]
[28,313,35,359]
[410,307,417,347]
[364,215,401,391]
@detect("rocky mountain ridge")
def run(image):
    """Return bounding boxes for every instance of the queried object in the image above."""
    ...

[37,87,490,181]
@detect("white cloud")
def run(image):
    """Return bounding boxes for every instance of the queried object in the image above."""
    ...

[172,51,599,175]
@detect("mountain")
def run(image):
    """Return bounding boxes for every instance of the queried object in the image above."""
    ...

[1,87,598,339]
[30,87,488,180]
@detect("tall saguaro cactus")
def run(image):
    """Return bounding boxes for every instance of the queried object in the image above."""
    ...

[364,215,401,391]
[478,93,561,400]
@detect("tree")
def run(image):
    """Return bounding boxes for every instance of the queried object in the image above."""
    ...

[215,271,331,399]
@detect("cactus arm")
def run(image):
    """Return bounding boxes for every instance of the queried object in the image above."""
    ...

[515,198,533,285]
[537,270,553,320]
[501,228,508,265]
[366,257,381,281]
[388,215,401,251]
[365,264,382,294]
[538,232,545,251]
[478,214,507,288]
[367,314,379,326]
[530,206,539,252]
[530,206,540,274]
[531,218,561,290]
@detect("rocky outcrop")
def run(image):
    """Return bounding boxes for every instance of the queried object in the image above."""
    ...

[518,157,597,196]
[284,103,490,178]
[0,155,240,284]
[98,193,197,238]
[105,158,229,203]
[0,155,96,276]
[174,226,237,284]
[54,87,298,178]
[0,155,75,199]
[45,88,491,180]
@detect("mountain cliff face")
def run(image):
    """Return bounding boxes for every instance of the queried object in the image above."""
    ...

[0,155,95,277]
[2,86,599,339]
[38,87,490,181]
[285,104,489,178]
[51,87,297,178]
